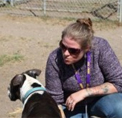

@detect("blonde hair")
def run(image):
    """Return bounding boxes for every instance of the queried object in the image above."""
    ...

[62,18,94,50]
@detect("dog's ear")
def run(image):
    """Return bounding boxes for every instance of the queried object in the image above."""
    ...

[9,74,26,101]
[12,74,26,87]
[24,69,41,78]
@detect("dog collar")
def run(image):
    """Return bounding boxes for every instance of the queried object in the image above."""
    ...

[22,87,46,103]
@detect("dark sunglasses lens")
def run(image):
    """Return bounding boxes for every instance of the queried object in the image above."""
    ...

[60,41,66,50]
[59,41,81,55]
[69,48,80,55]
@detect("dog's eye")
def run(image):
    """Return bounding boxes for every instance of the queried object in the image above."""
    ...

[31,83,42,88]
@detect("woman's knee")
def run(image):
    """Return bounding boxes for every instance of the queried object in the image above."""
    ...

[90,93,122,117]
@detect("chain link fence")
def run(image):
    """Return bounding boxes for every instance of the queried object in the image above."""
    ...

[0,0,121,22]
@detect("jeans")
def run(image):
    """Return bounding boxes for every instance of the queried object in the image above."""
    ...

[62,93,122,118]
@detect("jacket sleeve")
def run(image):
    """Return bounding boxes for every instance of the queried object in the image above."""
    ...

[45,50,64,104]
[99,39,122,92]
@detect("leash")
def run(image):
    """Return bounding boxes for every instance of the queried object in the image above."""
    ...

[22,87,46,103]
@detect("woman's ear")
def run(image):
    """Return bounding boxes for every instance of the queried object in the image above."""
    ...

[84,46,91,52]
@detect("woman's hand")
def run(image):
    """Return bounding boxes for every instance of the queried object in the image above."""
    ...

[65,89,87,111]
[65,82,117,111]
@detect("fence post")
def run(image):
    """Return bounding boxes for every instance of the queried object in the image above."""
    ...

[120,0,122,23]
[43,0,46,15]
[10,0,14,6]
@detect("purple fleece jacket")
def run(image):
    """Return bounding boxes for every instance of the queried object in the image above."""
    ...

[45,37,122,105]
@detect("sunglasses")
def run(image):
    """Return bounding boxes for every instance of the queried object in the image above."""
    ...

[59,41,81,55]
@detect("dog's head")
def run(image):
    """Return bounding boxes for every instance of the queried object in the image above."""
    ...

[8,69,42,101]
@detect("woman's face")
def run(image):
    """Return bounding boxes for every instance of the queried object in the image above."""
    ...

[60,36,85,65]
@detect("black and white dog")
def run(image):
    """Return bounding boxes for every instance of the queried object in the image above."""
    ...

[8,69,61,118]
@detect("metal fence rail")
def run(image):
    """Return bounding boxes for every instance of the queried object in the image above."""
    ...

[0,0,121,22]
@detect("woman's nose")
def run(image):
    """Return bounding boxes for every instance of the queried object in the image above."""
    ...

[63,49,70,56]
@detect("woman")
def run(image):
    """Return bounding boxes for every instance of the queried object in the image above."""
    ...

[45,18,122,118]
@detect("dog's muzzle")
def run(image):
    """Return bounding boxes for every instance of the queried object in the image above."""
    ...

[8,86,12,99]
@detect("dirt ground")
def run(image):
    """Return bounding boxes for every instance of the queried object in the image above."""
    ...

[0,14,122,118]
